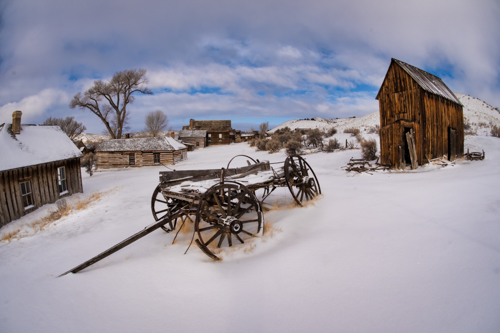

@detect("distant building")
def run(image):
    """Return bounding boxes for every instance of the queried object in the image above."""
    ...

[376,58,464,168]
[182,119,236,146]
[95,136,187,169]
[0,111,83,226]
[178,130,207,149]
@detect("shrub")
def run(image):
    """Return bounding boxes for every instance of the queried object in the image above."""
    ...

[360,139,378,160]
[367,125,380,134]
[491,125,500,138]
[326,127,337,137]
[256,139,268,151]
[285,140,302,156]
[306,128,324,148]
[249,139,256,147]
[266,139,282,153]
[355,133,363,142]
[344,127,360,136]
[324,138,341,152]
[82,152,96,176]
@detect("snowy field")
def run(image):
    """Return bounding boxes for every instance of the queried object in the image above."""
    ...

[1,137,500,333]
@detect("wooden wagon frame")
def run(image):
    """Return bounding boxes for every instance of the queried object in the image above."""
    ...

[60,155,321,276]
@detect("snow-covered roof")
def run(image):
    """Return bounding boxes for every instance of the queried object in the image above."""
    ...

[377,59,461,105]
[0,124,83,172]
[96,136,187,152]
[178,130,207,138]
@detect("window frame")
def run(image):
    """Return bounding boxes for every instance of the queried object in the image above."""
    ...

[20,180,35,210]
[154,153,160,164]
[57,166,68,195]
[129,153,135,165]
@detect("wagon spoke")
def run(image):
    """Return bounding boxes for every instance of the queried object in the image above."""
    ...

[217,232,226,248]
[212,193,227,217]
[241,219,259,223]
[199,225,217,232]
[205,229,223,246]
[155,199,168,204]
[236,205,255,218]
[227,188,232,216]
[240,229,254,237]
[227,233,232,247]
[235,233,245,244]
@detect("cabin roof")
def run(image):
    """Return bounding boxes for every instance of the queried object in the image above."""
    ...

[178,130,207,138]
[377,58,462,105]
[0,123,83,172]
[96,136,187,152]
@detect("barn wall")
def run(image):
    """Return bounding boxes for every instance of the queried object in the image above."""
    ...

[378,61,464,167]
[207,131,231,146]
[0,158,83,226]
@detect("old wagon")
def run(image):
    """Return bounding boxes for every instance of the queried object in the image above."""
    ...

[60,155,321,276]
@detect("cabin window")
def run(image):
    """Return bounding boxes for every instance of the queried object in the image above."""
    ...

[57,167,67,194]
[219,133,222,142]
[154,153,160,164]
[129,153,135,165]
[208,134,211,142]
[20,181,34,209]
[196,141,199,147]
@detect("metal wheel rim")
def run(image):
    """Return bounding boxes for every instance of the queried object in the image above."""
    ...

[284,155,321,206]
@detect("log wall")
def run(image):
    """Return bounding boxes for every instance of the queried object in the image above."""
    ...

[0,158,83,227]
[179,137,206,148]
[207,131,231,146]
[96,149,187,169]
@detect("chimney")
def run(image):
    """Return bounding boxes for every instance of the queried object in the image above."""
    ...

[190,119,194,130]
[12,111,22,135]
[170,132,175,138]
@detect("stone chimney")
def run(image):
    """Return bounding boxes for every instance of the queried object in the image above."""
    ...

[170,132,175,138]
[189,119,194,130]
[12,111,22,135]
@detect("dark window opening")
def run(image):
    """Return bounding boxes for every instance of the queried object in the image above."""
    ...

[57,167,67,194]
[20,181,34,209]
[129,153,135,165]
[154,153,160,164]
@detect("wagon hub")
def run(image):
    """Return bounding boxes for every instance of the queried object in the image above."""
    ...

[230,220,243,234]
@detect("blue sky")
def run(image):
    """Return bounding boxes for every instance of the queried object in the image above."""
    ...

[1,0,499,132]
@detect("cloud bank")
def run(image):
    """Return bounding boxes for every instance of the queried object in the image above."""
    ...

[1,0,499,131]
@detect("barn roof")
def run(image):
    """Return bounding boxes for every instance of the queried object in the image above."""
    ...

[96,136,186,152]
[183,120,232,131]
[377,58,462,105]
[0,123,83,172]
[178,130,207,138]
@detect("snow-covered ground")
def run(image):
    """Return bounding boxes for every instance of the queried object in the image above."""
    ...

[1,135,500,332]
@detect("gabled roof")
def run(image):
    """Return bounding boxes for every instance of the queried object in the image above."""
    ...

[96,136,187,152]
[0,124,83,172]
[183,120,232,131]
[377,58,462,105]
[178,130,207,138]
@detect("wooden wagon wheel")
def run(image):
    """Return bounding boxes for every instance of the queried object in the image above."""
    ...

[151,184,186,232]
[226,154,258,169]
[194,181,263,260]
[284,155,321,206]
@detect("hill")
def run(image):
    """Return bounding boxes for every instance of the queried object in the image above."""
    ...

[269,92,500,136]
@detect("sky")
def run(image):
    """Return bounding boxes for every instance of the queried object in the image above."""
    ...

[0,0,499,133]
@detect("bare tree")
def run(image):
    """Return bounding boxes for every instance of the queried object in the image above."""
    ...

[43,116,86,141]
[70,69,152,139]
[145,110,169,137]
[259,122,269,138]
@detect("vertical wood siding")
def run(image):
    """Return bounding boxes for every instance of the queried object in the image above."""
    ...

[378,62,464,167]
[0,158,83,227]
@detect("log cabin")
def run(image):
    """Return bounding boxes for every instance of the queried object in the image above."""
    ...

[0,111,83,227]
[376,58,464,169]
[178,130,207,149]
[95,136,187,169]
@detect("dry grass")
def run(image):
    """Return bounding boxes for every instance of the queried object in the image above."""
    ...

[0,189,111,243]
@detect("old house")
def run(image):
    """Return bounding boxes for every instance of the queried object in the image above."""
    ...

[0,111,83,227]
[182,119,234,146]
[178,130,207,149]
[95,136,187,169]
[376,58,464,169]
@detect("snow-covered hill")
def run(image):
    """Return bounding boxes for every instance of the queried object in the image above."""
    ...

[269,92,500,137]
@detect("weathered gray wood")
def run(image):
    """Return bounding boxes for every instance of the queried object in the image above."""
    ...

[406,131,418,169]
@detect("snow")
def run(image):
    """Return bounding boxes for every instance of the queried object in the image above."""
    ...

[1,134,500,332]
[0,124,82,172]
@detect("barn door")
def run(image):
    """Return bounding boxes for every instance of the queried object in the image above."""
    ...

[405,129,418,169]
[448,127,456,161]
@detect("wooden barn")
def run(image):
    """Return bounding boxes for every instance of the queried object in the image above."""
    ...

[182,119,234,146]
[376,58,464,169]
[0,111,83,227]
[95,136,187,169]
